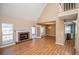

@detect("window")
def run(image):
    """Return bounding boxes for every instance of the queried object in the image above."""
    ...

[32,27,35,35]
[32,26,36,38]
[65,25,71,33]
[2,23,13,44]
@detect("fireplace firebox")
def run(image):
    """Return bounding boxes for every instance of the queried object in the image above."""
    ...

[18,32,29,41]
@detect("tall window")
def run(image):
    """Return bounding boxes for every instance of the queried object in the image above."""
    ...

[2,23,13,44]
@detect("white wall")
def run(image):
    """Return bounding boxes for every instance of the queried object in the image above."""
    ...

[0,21,2,47]
[38,3,61,23]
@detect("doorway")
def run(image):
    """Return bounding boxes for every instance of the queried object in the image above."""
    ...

[64,21,76,47]
[32,26,36,39]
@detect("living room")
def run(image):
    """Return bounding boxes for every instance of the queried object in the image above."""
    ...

[0,3,79,55]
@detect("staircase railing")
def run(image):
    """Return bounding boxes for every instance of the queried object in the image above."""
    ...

[59,3,79,11]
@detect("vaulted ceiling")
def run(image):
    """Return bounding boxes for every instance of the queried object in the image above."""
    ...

[0,3,47,21]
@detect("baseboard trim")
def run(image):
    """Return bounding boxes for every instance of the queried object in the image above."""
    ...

[36,37,41,38]
[56,42,64,46]
[45,35,56,37]
[50,35,56,36]
[0,43,15,48]
[75,50,79,55]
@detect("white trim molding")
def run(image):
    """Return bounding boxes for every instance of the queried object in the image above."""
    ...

[56,42,64,46]
[0,43,15,48]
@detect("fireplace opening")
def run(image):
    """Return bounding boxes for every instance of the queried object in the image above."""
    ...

[18,32,29,41]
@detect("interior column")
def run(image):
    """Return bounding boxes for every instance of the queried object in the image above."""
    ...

[56,19,65,45]
[75,11,79,54]
[0,21,2,47]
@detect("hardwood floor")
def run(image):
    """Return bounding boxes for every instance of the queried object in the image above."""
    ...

[0,36,75,55]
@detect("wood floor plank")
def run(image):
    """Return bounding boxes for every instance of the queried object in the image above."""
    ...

[0,36,75,55]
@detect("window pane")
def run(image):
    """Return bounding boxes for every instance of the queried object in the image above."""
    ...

[2,23,13,35]
[2,35,13,41]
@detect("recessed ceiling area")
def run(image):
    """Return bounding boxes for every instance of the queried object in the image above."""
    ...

[0,3,47,21]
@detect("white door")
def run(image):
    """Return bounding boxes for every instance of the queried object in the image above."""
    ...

[36,25,41,38]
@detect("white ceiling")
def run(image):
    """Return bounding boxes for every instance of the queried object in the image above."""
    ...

[0,3,47,21]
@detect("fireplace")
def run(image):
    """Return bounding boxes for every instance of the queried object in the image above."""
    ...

[18,32,29,41]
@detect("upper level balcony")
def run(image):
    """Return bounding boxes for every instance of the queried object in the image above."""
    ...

[59,3,79,12]
[58,3,79,18]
